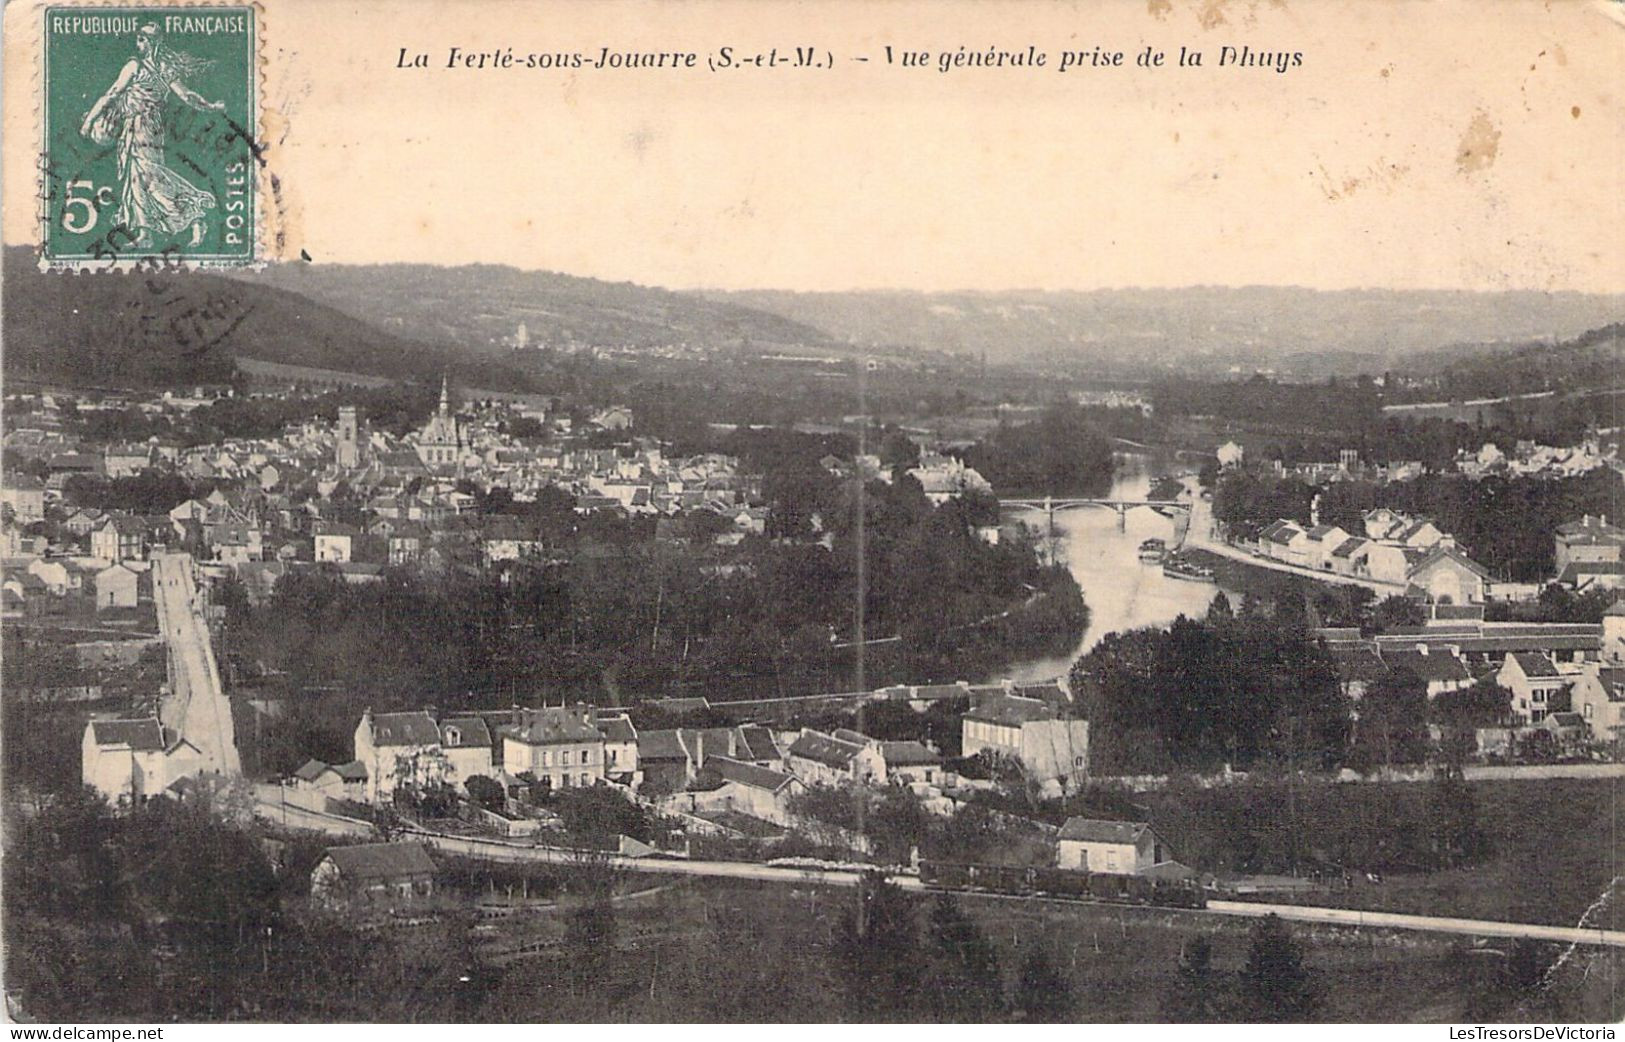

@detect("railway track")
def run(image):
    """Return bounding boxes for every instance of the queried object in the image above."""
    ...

[256,800,1625,950]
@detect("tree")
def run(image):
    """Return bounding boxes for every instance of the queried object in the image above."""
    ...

[1428,765,1487,869]
[1518,728,1559,765]
[1349,668,1429,771]
[1371,595,1425,632]
[465,774,505,812]
[1163,934,1227,1022]
[1014,948,1072,1023]
[878,429,921,472]
[832,872,922,1019]
[562,892,618,997]
[927,895,1005,1020]
[1236,914,1318,1022]
[1071,613,1350,776]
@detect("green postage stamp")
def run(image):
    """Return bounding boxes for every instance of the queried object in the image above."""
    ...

[41,6,259,268]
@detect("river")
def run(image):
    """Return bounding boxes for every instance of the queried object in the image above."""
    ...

[997,455,1242,685]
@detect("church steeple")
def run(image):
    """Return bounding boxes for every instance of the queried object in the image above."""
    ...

[438,373,451,417]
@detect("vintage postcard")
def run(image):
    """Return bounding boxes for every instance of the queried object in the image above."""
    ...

[0,0,1621,1031]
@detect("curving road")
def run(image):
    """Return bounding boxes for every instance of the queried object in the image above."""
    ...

[255,794,1622,949]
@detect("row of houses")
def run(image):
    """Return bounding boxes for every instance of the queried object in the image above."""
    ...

[252,678,1092,834]
[1321,599,1625,747]
[1256,509,1493,601]
[3,555,142,614]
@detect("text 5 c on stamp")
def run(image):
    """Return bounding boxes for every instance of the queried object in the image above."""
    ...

[41,6,258,269]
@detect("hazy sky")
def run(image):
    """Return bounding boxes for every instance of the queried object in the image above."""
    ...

[5,0,1622,293]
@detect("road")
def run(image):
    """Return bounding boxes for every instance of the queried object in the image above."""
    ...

[1177,484,1405,595]
[152,553,240,774]
[255,794,1623,949]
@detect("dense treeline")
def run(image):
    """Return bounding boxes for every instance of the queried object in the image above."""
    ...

[1403,322,1625,403]
[1211,471,1319,542]
[2,787,480,1021]
[231,474,1085,777]
[1153,375,1383,434]
[1071,611,1350,776]
[960,402,1117,497]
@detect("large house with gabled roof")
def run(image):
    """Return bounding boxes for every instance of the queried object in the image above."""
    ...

[437,716,494,785]
[690,755,805,825]
[1407,545,1492,605]
[82,716,203,805]
[962,693,1089,792]
[354,709,445,802]
[1568,665,1625,745]
[499,705,606,790]
[786,729,884,787]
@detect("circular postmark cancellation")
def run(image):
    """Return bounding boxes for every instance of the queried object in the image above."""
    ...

[40,6,261,271]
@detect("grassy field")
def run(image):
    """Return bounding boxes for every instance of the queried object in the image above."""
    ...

[472,876,1623,1022]
[1206,778,1623,931]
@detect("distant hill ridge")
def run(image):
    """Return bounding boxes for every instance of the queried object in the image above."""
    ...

[0,246,534,390]
[703,286,1625,377]
[228,261,838,352]
[7,243,1620,390]
[1407,321,1625,401]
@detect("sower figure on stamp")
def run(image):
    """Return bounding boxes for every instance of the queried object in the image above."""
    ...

[79,23,224,249]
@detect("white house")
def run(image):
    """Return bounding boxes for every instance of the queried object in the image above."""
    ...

[1258,520,1307,563]
[1395,519,1445,550]
[878,740,944,785]
[962,694,1089,791]
[1363,508,1405,541]
[1056,818,1179,875]
[500,705,606,790]
[1498,652,1577,725]
[1216,441,1245,469]
[314,524,359,564]
[93,563,139,610]
[786,729,885,787]
[691,756,805,826]
[1407,546,1491,605]
[1304,525,1350,570]
[1,474,46,523]
[354,709,445,802]
[90,514,146,563]
[592,710,640,786]
[1567,664,1625,745]
[1355,541,1411,585]
[82,716,202,806]
[437,716,494,786]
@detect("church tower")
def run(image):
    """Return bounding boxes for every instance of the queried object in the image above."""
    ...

[414,374,464,470]
[337,405,361,469]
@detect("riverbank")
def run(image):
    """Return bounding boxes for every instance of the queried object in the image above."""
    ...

[999,457,1238,682]
[1182,546,1383,603]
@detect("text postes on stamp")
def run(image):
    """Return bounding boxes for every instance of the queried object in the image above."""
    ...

[42,6,257,269]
